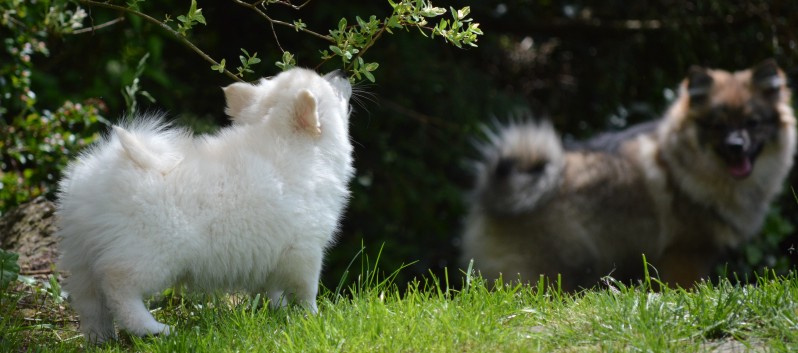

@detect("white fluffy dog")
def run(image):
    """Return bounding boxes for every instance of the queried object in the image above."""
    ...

[57,68,354,343]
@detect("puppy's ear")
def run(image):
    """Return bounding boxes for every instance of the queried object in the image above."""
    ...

[293,89,321,137]
[223,82,258,118]
[751,59,785,103]
[685,66,713,106]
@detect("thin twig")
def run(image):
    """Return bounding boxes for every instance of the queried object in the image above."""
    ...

[252,0,312,11]
[20,269,54,275]
[263,0,313,11]
[77,0,243,82]
[72,16,125,34]
[268,17,284,52]
[230,0,333,42]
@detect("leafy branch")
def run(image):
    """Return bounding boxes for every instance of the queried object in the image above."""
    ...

[76,0,482,83]
[122,53,156,114]
[76,0,242,82]
[229,0,333,42]
[321,1,482,82]
[222,0,482,81]
[175,0,206,36]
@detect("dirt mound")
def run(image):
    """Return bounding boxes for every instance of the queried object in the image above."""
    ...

[0,196,60,275]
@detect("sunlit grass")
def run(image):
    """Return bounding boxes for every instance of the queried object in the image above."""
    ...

[3,260,798,352]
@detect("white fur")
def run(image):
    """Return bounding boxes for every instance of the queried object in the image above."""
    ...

[57,68,354,343]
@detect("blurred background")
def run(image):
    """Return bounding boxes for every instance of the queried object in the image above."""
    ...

[2,0,798,289]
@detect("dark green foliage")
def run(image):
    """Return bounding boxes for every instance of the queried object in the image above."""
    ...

[0,101,106,213]
[0,249,19,289]
[1,0,108,214]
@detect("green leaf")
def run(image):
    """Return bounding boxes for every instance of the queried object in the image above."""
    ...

[48,274,65,303]
[193,11,206,25]
[293,19,307,32]
[211,58,227,73]
[0,249,20,289]
[176,0,206,35]
[386,15,401,29]
[140,91,156,103]
[343,49,356,60]
[420,5,446,17]
[275,51,296,71]
[126,0,145,11]
[329,45,344,57]
[363,70,375,83]
[457,6,471,20]
[319,49,332,60]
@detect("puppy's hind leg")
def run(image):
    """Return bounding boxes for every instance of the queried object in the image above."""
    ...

[65,270,117,344]
[101,276,171,338]
[267,289,288,310]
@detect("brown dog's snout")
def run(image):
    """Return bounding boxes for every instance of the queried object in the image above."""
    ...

[724,130,750,153]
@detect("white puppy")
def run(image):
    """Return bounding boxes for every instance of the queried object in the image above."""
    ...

[57,68,354,343]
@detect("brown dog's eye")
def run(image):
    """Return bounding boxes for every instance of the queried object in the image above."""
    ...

[745,119,760,129]
[696,119,725,131]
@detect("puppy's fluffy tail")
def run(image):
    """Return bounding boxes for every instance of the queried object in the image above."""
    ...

[471,120,564,216]
[114,118,187,174]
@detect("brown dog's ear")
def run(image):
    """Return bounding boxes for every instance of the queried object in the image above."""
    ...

[292,89,321,137]
[222,82,258,118]
[751,59,784,102]
[686,65,714,106]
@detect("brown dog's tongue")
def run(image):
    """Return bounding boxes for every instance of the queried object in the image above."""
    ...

[729,158,752,178]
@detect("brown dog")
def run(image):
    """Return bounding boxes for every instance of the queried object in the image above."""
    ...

[461,60,796,289]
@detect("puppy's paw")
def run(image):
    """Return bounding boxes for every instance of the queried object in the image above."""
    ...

[156,324,172,337]
[127,322,172,338]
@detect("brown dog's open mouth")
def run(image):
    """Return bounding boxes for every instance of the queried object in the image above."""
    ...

[727,157,753,178]
[719,130,762,180]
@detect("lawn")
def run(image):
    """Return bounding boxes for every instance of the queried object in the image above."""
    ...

[2,260,797,352]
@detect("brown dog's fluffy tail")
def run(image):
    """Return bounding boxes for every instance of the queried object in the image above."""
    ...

[470,120,564,216]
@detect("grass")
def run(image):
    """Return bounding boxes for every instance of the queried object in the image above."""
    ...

[2,262,798,352]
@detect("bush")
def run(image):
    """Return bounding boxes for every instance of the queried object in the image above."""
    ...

[1,0,107,215]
